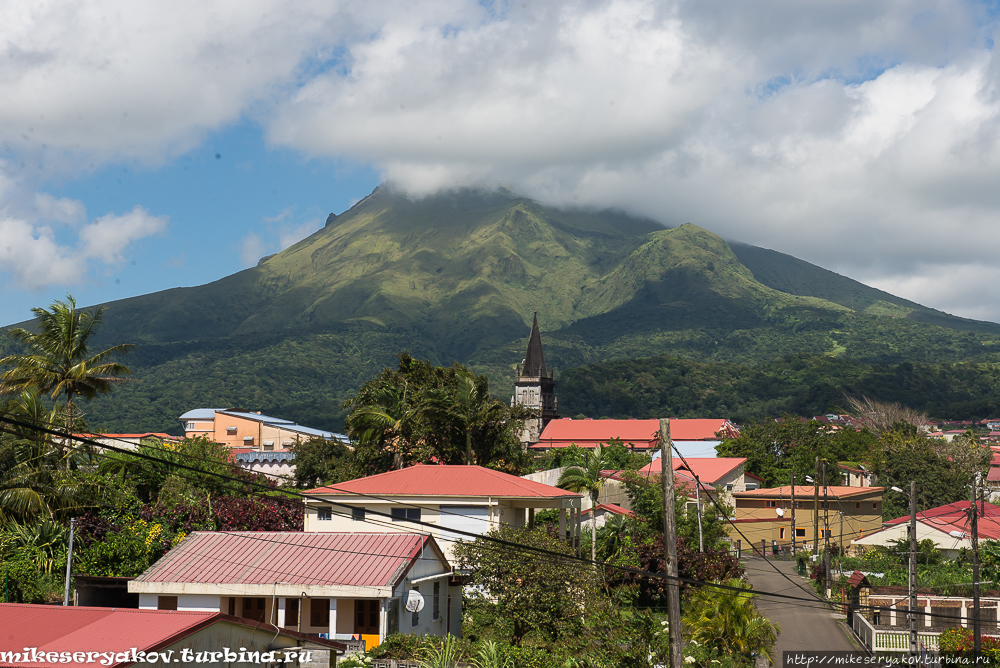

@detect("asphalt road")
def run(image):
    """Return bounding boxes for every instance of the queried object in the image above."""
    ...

[743,556,859,664]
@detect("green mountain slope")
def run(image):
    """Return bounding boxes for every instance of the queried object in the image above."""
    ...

[6,184,1000,433]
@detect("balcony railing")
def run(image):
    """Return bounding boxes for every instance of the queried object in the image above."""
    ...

[852,612,941,653]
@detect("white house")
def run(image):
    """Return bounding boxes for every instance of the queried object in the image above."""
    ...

[851,500,1000,559]
[304,464,583,562]
[129,531,459,651]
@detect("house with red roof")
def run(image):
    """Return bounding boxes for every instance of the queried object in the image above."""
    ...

[0,603,344,668]
[304,464,583,561]
[851,500,1000,559]
[128,531,457,651]
[530,417,740,458]
[638,456,763,504]
[729,485,884,554]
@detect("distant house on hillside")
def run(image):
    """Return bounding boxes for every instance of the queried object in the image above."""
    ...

[638,456,763,505]
[852,500,1000,559]
[179,408,345,450]
[530,417,740,458]
[74,432,182,452]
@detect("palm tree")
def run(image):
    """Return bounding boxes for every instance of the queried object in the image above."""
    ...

[557,444,611,561]
[345,380,418,470]
[683,577,779,665]
[423,368,505,465]
[0,295,133,445]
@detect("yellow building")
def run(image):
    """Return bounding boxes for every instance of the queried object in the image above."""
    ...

[728,485,883,554]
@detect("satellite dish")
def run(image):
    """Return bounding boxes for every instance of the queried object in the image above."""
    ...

[776,508,785,517]
[405,589,425,613]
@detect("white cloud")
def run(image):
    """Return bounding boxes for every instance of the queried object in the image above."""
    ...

[5,0,1000,319]
[239,231,267,268]
[0,172,168,290]
[278,220,320,250]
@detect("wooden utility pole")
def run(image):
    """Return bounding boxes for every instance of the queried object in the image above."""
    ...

[790,474,797,554]
[973,478,981,657]
[813,457,820,554]
[823,461,831,596]
[660,418,683,668]
[908,480,918,659]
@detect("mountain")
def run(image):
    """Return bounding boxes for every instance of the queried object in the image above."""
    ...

[6,184,1000,433]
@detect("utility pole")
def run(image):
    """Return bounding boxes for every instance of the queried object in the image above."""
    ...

[63,517,76,606]
[813,457,820,554]
[973,478,981,658]
[790,474,797,554]
[660,418,683,668]
[823,461,831,596]
[839,511,844,575]
[909,480,918,660]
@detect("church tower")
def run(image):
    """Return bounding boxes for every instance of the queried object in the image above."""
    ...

[512,313,559,445]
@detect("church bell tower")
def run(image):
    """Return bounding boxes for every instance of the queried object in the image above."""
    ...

[511,312,558,445]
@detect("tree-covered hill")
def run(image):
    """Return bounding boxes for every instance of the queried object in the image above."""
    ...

[6,184,1000,433]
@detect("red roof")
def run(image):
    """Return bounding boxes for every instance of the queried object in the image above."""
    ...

[134,532,433,588]
[734,485,883,499]
[307,464,579,498]
[581,503,635,518]
[883,500,1000,526]
[641,457,747,484]
[989,467,1000,483]
[0,604,343,666]
[530,418,739,449]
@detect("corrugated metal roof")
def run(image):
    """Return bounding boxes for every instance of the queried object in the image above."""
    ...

[0,604,216,663]
[734,485,883,499]
[307,465,580,499]
[179,408,223,419]
[641,457,747,483]
[532,418,739,449]
[221,410,295,424]
[236,450,296,462]
[134,532,428,587]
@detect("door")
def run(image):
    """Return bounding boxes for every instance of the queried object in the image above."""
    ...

[438,505,489,539]
[354,599,381,651]
[242,597,266,622]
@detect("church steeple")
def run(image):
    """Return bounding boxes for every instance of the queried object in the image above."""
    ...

[512,312,558,446]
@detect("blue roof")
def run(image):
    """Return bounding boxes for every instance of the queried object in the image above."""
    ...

[179,408,224,419]
[220,410,295,424]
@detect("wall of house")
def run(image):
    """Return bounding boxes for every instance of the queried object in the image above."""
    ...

[213,413,263,448]
[139,593,221,612]
[149,619,332,668]
[182,419,214,440]
[851,522,967,559]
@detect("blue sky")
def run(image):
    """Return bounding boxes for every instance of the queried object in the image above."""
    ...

[0,122,379,325]
[3,0,1000,324]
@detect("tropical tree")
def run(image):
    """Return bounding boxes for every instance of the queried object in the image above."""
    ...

[0,295,133,445]
[683,578,779,665]
[345,380,419,471]
[558,444,612,561]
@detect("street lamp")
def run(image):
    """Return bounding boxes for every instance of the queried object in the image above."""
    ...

[890,483,918,659]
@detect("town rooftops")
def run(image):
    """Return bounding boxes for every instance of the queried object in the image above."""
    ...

[178,408,343,440]
[0,603,343,667]
[131,532,437,593]
[531,418,739,450]
[307,464,581,499]
[883,500,1000,526]
[733,485,883,499]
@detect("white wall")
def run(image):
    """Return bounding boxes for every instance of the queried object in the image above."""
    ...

[139,593,221,612]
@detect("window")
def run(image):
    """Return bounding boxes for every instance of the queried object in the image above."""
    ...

[243,436,254,446]
[433,581,441,620]
[779,528,786,540]
[228,597,236,616]
[794,501,803,509]
[820,501,829,509]
[283,440,293,447]
[157,595,178,611]
[243,597,266,622]
[821,529,832,538]
[185,422,195,431]
[311,599,330,627]
[317,507,332,521]
[795,528,806,538]
[392,507,421,522]
[856,502,861,509]
[764,500,776,508]
[263,440,274,451]
[411,587,420,627]
[725,483,733,492]
[873,502,878,510]
[745,483,758,491]
[226,426,237,434]
[352,506,366,521]
[286,599,299,627]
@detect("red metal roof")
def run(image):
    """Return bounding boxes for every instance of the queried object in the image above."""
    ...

[0,604,343,665]
[734,485,883,499]
[883,500,1000,526]
[530,418,739,450]
[134,532,431,588]
[581,503,635,518]
[0,605,215,665]
[641,457,747,484]
[307,464,579,498]
[989,467,1000,483]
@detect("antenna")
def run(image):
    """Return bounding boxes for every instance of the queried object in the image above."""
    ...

[776,508,785,517]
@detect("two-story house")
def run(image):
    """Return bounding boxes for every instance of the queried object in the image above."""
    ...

[178,408,345,450]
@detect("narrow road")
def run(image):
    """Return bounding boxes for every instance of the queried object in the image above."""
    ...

[742,557,858,663]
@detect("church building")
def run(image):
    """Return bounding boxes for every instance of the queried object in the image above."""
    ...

[511,313,559,445]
